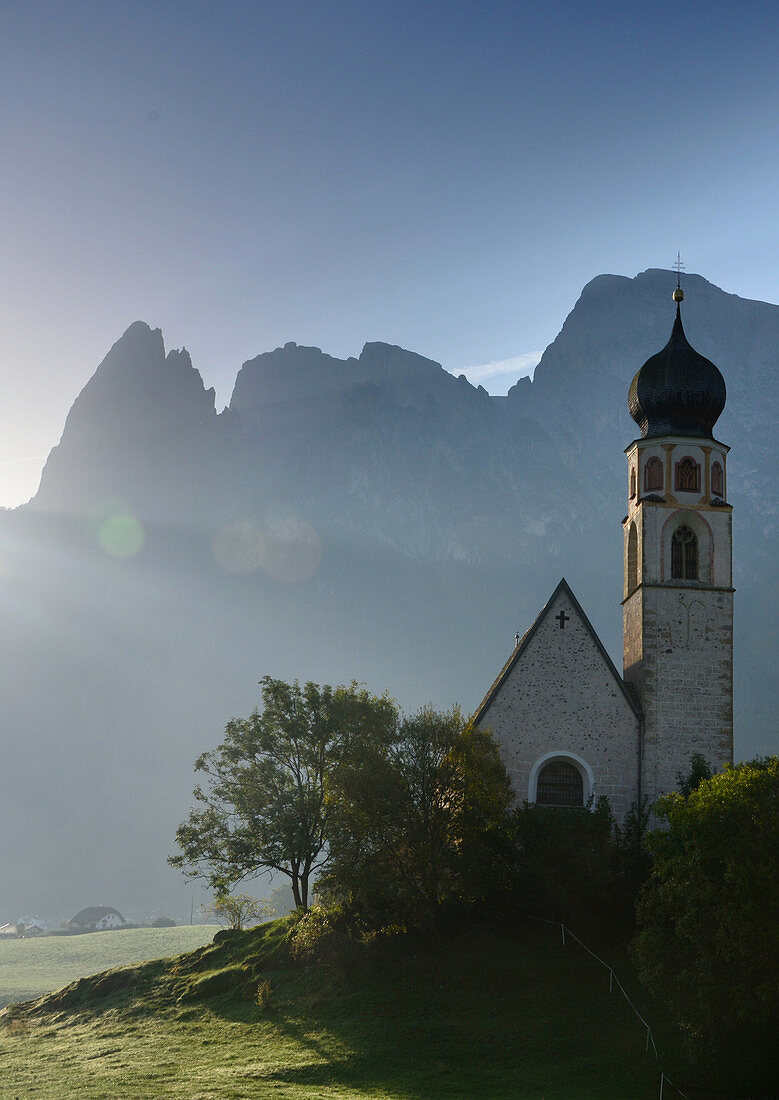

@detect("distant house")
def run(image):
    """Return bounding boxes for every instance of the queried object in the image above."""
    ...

[19,923,45,937]
[0,921,44,937]
[68,906,126,931]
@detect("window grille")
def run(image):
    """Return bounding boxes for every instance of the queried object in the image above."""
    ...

[536,761,584,807]
[711,461,724,498]
[627,523,638,593]
[645,456,663,492]
[671,525,698,580]
[675,457,699,492]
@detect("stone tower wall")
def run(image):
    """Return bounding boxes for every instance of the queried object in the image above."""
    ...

[623,435,734,803]
[623,585,733,804]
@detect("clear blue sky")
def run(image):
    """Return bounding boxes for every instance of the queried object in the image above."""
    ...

[1,0,777,505]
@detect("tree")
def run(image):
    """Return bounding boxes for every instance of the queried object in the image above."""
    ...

[633,758,778,1079]
[675,752,713,797]
[322,706,515,926]
[201,893,273,930]
[169,677,397,909]
[513,796,621,922]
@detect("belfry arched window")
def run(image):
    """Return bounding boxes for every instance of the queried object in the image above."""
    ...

[627,522,638,593]
[645,456,663,492]
[675,457,700,492]
[630,467,637,498]
[671,525,698,580]
[536,760,584,807]
[711,461,724,498]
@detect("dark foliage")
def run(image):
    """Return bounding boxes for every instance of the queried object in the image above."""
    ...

[320,707,517,929]
[675,752,713,798]
[513,796,651,924]
[633,758,779,1091]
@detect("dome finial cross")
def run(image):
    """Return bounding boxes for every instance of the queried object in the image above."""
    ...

[673,252,685,302]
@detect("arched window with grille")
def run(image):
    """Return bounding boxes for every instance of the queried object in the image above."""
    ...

[675,456,700,492]
[627,521,638,593]
[645,456,663,492]
[671,525,698,580]
[630,467,637,498]
[711,461,724,498]
[536,760,584,807]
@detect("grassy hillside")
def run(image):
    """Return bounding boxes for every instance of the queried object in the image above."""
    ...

[0,915,721,1100]
[0,925,219,1007]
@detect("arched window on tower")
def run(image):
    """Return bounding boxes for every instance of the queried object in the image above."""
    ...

[671,525,698,580]
[627,522,638,593]
[675,457,700,492]
[536,760,584,807]
[630,467,637,498]
[711,461,724,498]
[645,456,663,492]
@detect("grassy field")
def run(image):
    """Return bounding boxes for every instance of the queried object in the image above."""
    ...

[0,915,721,1100]
[0,925,219,1007]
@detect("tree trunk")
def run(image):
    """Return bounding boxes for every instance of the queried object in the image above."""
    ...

[291,877,302,909]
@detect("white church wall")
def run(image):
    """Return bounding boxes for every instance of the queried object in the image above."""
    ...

[478,586,641,823]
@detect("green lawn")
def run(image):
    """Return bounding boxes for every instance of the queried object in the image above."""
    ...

[0,925,219,1007]
[0,917,720,1099]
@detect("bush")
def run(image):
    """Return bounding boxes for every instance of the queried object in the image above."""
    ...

[633,758,778,1087]
[288,905,351,965]
[514,796,647,924]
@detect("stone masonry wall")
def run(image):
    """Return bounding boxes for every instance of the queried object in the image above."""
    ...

[635,586,733,804]
[478,587,641,822]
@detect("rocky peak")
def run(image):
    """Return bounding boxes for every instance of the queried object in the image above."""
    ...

[33,321,218,515]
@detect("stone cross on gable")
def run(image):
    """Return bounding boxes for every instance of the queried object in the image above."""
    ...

[556,609,569,630]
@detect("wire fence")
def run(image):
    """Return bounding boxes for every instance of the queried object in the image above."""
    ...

[526,915,690,1100]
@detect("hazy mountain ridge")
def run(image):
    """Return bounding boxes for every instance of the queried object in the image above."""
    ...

[2,268,776,919]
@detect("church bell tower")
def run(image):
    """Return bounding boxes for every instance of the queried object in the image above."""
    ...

[622,284,734,804]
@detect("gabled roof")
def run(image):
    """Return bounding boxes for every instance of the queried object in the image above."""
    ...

[472,577,642,724]
[69,906,125,926]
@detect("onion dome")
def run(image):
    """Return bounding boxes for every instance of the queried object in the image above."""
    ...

[628,297,726,439]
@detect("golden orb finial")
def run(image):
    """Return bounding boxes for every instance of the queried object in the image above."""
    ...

[673,286,684,302]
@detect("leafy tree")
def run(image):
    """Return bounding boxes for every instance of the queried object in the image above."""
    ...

[169,677,397,908]
[201,893,274,930]
[675,752,713,797]
[322,706,515,927]
[633,758,779,1078]
[513,796,623,922]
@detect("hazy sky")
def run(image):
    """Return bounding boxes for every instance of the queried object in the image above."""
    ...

[1,0,778,506]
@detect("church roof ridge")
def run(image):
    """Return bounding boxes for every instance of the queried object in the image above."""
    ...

[472,578,643,725]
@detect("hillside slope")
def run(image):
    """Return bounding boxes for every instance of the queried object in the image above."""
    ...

[0,918,714,1099]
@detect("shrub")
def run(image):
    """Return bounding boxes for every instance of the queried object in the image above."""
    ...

[514,796,630,922]
[633,758,778,1087]
[288,905,350,964]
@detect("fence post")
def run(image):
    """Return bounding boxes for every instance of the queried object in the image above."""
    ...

[609,969,613,993]
[646,1026,651,1053]
[659,1071,664,1098]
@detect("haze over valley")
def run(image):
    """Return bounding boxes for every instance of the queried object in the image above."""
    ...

[1,266,775,921]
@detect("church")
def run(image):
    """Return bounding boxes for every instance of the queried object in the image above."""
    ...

[474,286,734,820]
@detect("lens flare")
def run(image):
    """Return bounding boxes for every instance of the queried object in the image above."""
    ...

[212,516,321,582]
[97,513,145,558]
[262,517,321,584]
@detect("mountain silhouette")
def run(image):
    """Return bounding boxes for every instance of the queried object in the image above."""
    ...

[1,268,775,920]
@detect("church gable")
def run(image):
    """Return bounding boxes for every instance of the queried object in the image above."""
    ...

[474,578,641,820]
